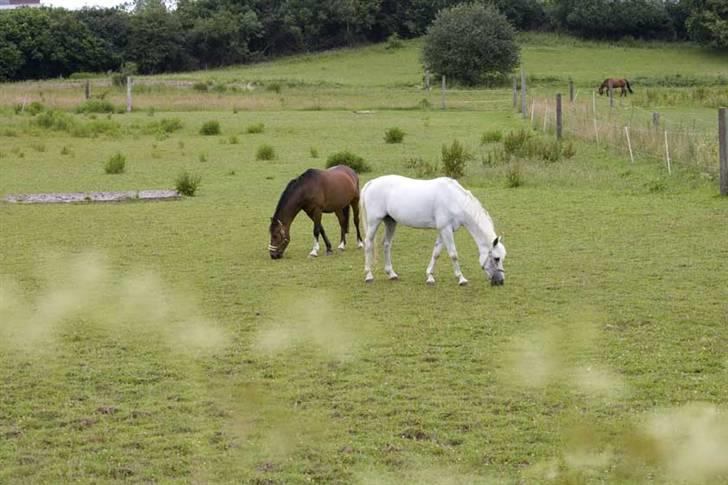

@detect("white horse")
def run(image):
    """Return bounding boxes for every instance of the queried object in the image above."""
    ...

[360,175,506,286]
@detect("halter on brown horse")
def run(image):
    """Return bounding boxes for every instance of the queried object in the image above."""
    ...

[268,165,363,259]
[598,78,633,97]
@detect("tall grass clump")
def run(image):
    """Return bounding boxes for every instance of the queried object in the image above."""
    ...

[104,153,126,174]
[199,120,221,135]
[176,171,201,196]
[481,129,503,144]
[75,99,116,114]
[384,127,405,143]
[404,156,438,178]
[326,150,371,173]
[441,139,471,179]
[504,128,531,155]
[246,122,265,134]
[506,163,523,188]
[256,144,276,160]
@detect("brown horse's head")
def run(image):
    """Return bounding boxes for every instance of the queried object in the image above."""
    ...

[268,218,290,259]
[598,81,607,95]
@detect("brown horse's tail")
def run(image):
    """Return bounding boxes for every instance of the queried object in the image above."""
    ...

[342,205,350,234]
[625,79,633,94]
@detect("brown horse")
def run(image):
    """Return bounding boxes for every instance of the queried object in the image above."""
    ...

[268,165,363,259]
[598,78,633,97]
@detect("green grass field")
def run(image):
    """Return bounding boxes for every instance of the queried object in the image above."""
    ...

[1,33,728,483]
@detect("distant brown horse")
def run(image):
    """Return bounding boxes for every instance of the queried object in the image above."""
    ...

[268,165,363,259]
[598,78,633,97]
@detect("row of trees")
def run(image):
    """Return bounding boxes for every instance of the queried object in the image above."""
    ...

[0,0,726,82]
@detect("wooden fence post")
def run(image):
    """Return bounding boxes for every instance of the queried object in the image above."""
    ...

[440,75,446,110]
[720,107,728,195]
[652,112,660,129]
[84,80,90,100]
[664,130,672,176]
[424,70,430,91]
[625,126,634,164]
[513,77,518,111]
[520,68,527,119]
[608,79,614,109]
[569,80,574,103]
[126,76,132,113]
[556,93,562,140]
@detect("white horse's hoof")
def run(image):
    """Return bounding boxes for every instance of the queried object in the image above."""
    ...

[458,277,468,286]
[309,251,318,257]
[365,272,374,283]
[387,272,399,281]
[426,275,435,285]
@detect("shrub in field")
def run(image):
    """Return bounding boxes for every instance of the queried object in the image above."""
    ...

[404,156,438,178]
[422,3,519,85]
[160,118,183,133]
[441,139,471,179]
[229,135,239,144]
[192,81,209,92]
[562,141,576,159]
[199,120,221,135]
[34,110,75,131]
[111,63,138,88]
[212,83,227,93]
[26,102,45,115]
[75,99,116,114]
[506,162,523,188]
[176,171,202,196]
[246,123,265,134]
[326,150,371,173]
[481,129,503,144]
[256,144,276,160]
[266,82,282,93]
[104,153,126,174]
[504,128,531,155]
[384,127,405,144]
[386,33,404,50]
[310,147,319,158]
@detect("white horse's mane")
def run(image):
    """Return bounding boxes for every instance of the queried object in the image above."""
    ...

[452,182,495,242]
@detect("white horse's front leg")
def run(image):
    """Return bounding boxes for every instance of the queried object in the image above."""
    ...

[364,219,381,283]
[383,220,398,280]
[439,227,467,286]
[425,235,443,285]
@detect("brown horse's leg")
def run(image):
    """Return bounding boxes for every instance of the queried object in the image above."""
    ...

[335,208,348,250]
[351,197,363,248]
[312,211,333,255]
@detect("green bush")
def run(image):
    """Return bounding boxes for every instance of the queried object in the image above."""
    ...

[326,150,371,173]
[404,156,438,178]
[75,99,116,114]
[160,118,183,133]
[386,33,404,50]
[422,3,519,86]
[176,171,202,196]
[384,127,405,144]
[504,128,531,155]
[229,135,239,144]
[266,82,282,93]
[104,153,126,174]
[199,120,221,135]
[481,130,503,144]
[256,144,276,161]
[506,163,523,188]
[26,101,45,115]
[441,139,471,179]
[246,122,265,134]
[310,147,319,158]
[192,81,209,92]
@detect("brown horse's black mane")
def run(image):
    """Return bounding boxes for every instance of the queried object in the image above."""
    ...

[272,169,318,221]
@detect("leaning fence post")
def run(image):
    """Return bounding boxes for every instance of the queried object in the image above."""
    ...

[664,130,672,175]
[625,126,634,164]
[593,118,599,145]
[424,70,430,91]
[84,80,90,100]
[652,112,660,129]
[520,68,527,119]
[126,76,133,113]
[720,107,728,195]
[513,77,518,111]
[569,80,574,103]
[608,79,614,109]
[556,93,563,140]
[441,75,446,110]
[592,91,597,117]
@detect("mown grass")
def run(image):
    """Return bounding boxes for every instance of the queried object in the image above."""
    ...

[1,36,728,483]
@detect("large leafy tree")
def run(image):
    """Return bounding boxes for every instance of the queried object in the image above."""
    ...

[422,3,519,86]
[550,0,674,39]
[125,2,190,74]
[686,0,728,48]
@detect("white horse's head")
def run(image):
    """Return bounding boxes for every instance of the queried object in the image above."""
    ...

[481,236,506,286]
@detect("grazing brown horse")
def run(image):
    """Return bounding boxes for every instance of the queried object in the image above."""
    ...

[598,78,633,97]
[268,165,363,259]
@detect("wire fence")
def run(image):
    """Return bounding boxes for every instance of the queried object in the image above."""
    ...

[526,93,719,177]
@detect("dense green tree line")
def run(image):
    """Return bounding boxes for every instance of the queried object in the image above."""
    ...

[0,0,725,81]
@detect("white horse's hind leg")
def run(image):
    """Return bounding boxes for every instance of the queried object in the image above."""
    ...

[364,218,381,283]
[383,219,398,280]
[425,235,443,285]
[439,227,467,286]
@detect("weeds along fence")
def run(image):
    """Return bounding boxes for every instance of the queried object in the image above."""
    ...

[528,94,720,177]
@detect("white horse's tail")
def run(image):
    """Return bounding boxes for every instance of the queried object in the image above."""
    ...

[359,180,372,240]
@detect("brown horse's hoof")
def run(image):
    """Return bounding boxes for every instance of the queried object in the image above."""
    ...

[326,249,333,256]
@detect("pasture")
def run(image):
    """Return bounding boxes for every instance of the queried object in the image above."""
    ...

[1,33,728,483]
